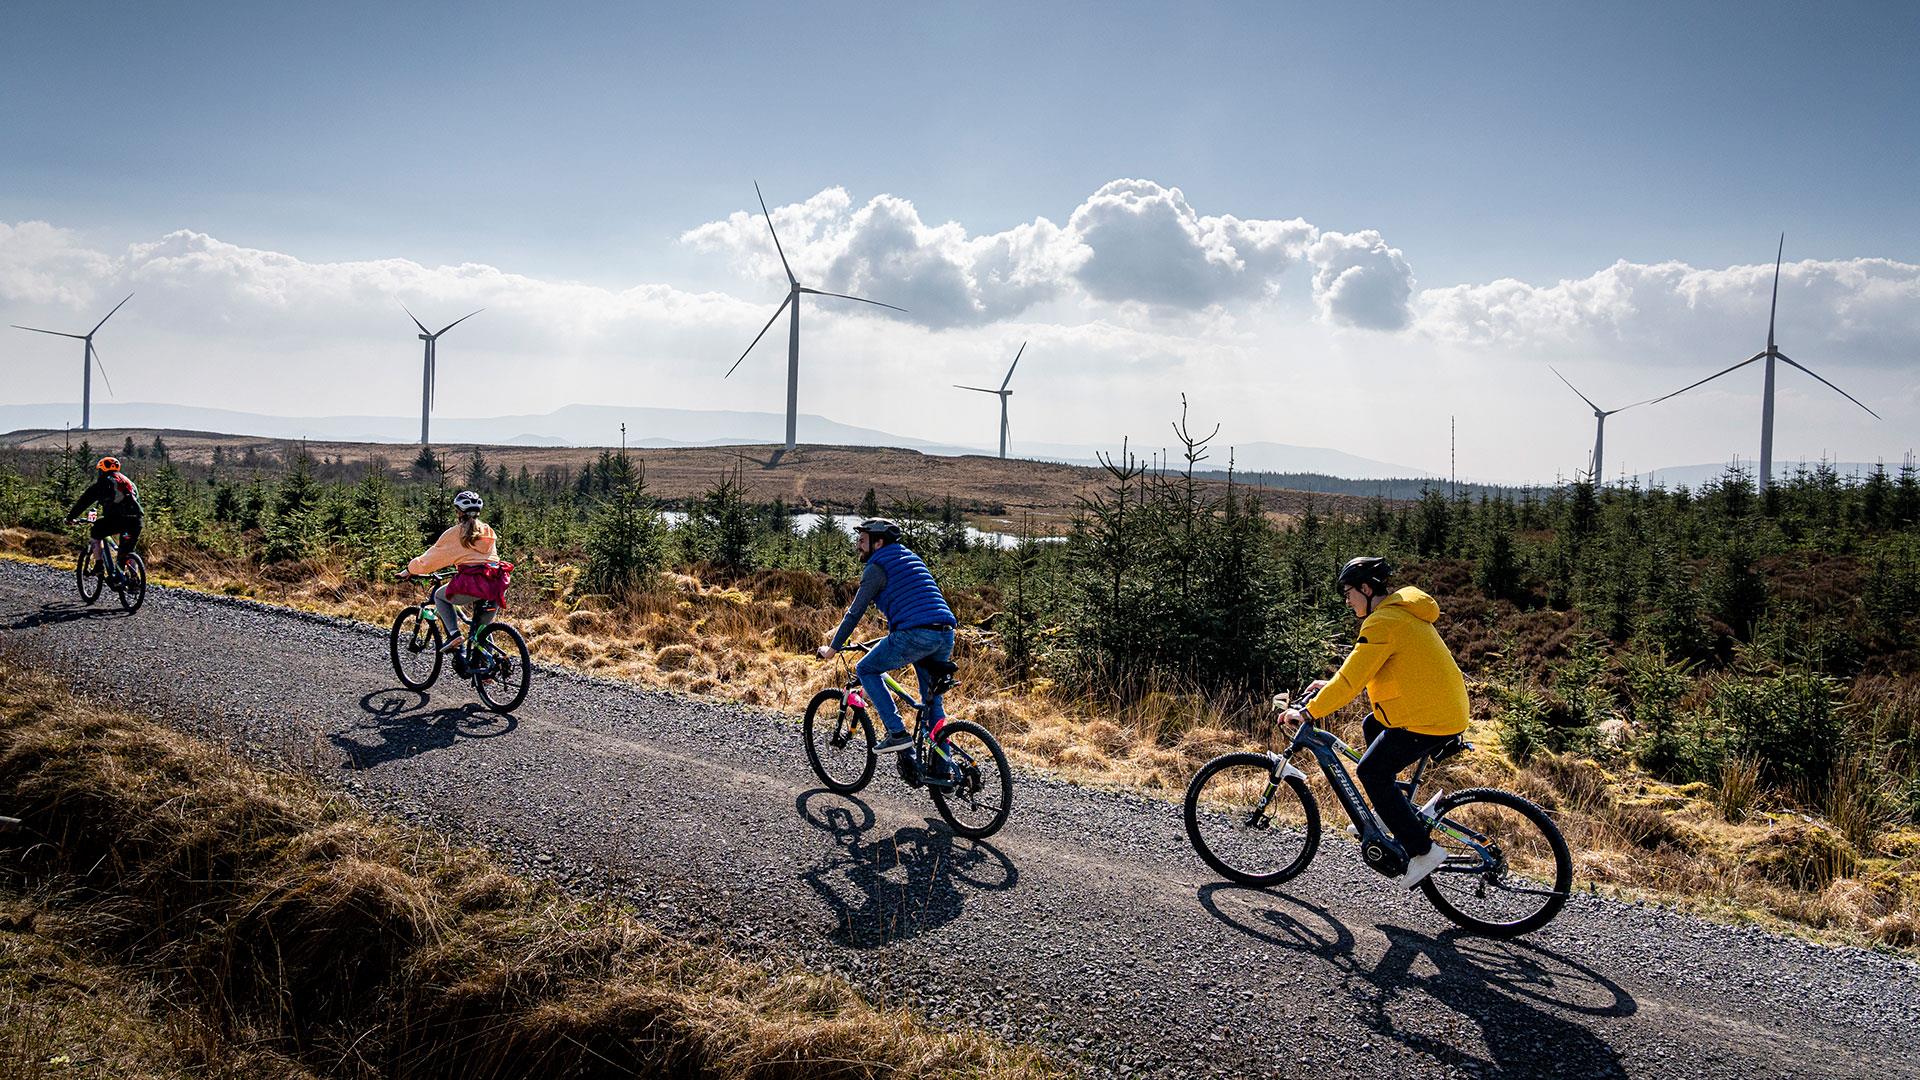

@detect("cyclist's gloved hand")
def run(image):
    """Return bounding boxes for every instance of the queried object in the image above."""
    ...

[815,644,836,660]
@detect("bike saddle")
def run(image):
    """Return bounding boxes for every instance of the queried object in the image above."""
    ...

[1428,734,1471,763]
[921,658,960,695]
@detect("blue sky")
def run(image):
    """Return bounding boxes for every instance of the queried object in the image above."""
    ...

[3,2,1917,480]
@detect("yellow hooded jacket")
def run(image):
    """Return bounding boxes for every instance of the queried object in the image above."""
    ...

[1304,586,1470,736]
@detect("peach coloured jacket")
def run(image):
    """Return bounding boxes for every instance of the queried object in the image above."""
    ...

[407,522,499,576]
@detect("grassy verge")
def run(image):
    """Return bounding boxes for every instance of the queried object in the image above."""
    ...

[5,530,1918,953]
[0,659,1062,1079]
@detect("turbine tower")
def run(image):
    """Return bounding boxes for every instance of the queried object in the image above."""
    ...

[404,306,482,444]
[725,182,905,458]
[1651,235,1879,492]
[11,293,133,431]
[955,341,1026,459]
[1550,365,1657,484]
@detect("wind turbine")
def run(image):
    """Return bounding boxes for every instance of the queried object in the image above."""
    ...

[1549,365,1657,484]
[955,341,1026,459]
[1650,235,1879,492]
[725,182,906,458]
[11,293,133,431]
[403,305,482,444]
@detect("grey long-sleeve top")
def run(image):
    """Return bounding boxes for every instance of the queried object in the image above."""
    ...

[828,560,888,650]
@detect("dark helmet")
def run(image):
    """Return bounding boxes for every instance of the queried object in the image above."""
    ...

[855,518,903,543]
[1336,556,1393,594]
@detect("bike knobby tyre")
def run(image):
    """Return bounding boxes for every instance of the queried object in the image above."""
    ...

[76,547,103,604]
[117,552,147,613]
[473,622,531,713]
[389,606,444,690]
[1184,751,1321,886]
[802,689,876,794]
[1418,787,1572,938]
[929,719,1013,839]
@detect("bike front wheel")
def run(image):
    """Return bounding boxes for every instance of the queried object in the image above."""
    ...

[76,547,102,604]
[1419,787,1572,937]
[473,622,531,713]
[389,606,443,690]
[117,552,147,613]
[803,689,876,794]
[1184,752,1321,886]
[929,719,1012,839]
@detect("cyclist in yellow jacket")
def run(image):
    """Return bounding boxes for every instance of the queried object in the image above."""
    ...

[1286,556,1469,887]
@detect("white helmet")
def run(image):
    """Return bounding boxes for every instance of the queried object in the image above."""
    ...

[453,490,484,513]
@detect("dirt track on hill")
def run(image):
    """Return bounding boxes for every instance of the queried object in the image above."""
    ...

[2,557,1915,1079]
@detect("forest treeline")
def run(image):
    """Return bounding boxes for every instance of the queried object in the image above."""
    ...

[4,425,1920,845]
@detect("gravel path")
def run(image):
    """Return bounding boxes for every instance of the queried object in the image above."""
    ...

[3,558,1915,1079]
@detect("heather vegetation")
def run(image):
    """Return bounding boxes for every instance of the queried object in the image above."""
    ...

[5,424,1920,945]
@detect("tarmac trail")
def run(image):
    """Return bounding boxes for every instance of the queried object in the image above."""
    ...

[2,558,1914,1079]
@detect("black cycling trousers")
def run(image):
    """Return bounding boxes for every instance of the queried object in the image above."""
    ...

[91,516,141,554]
[1357,717,1453,858]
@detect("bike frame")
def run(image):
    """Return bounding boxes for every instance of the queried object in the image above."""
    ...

[1277,718,1499,874]
[412,571,497,639]
[839,649,956,778]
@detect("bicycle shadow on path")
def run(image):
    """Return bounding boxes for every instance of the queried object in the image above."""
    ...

[1198,884,1636,1079]
[330,688,519,771]
[4,600,133,630]
[793,789,1018,949]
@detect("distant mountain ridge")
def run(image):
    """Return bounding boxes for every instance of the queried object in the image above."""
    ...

[0,401,1432,481]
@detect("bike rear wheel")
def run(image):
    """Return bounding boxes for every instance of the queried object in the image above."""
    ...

[76,547,102,604]
[1184,752,1321,886]
[117,552,146,613]
[389,606,443,690]
[1419,787,1572,937]
[929,719,1012,839]
[803,689,876,794]
[473,622,531,713]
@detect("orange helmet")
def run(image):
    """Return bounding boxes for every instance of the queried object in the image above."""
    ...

[96,456,121,473]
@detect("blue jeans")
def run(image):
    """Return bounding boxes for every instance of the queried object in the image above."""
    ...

[855,627,954,737]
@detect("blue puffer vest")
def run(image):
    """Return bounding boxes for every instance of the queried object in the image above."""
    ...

[868,543,955,631]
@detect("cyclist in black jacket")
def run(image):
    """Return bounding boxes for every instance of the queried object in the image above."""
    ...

[65,456,143,581]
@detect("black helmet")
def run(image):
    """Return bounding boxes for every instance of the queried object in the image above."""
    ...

[1337,556,1393,593]
[855,518,903,543]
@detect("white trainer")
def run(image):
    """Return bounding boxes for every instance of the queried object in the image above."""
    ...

[1397,845,1448,889]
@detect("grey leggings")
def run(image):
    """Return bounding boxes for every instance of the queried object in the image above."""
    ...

[432,584,491,641]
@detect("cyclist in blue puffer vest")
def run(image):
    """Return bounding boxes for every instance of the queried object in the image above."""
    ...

[816,518,958,761]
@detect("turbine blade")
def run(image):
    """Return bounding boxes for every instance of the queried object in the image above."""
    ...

[1649,353,1766,404]
[1776,352,1882,420]
[1001,340,1026,390]
[755,181,798,286]
[10,325,86,339]
[435,308,483,336]
[1768,233,1784,350]
[954,385,999,394]
[1549,364,1602,413]
[798,288,907,314]
[89,341,116,398]
[725,294,793,378]
[89,292,134,336]
[401,304,431,336]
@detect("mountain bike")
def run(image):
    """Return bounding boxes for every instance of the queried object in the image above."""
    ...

[71,510,146,613]
[389,570,531,713]
[1183,693,1572,937]
[803,638,1013,839]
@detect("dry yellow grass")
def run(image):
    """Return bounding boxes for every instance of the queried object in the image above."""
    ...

[0,658,1063,1079]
